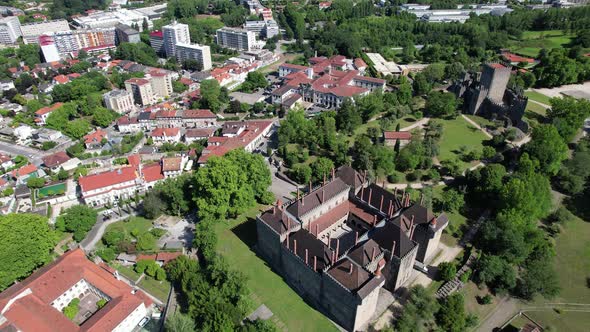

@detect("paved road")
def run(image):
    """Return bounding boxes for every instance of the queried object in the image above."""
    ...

[0,140,48,165]
[81,208,138,251]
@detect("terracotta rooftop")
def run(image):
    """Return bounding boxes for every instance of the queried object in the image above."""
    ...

[83,129,107,145]
[35,103,63,116]
[10,164,37,178]
[162,157,182,172]
[185,127,215,138]
[151,127,180,137]
[0,249,151,332]
[141,163,164,183]
[42,151,70,168]
[182,109,216,119]
[383,131,412,140]
[78,166,137,192]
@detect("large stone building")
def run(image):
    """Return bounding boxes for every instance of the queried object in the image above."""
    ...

[272,55,383,109]
[256,167,448,331]
[451,62,528,131]
[0,249,153,332]
[115,23,140,44]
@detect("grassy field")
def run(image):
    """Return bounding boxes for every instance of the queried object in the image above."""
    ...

[214,206,338,332]
[438,117,488,170]
[464,115,497,130]
[525,90,553,106]
[105,216,153,237]
[138,276,171,302]
[525,101,548,116]
[510,30,576,58]
[115,264,141,282]
[520,215,590,331]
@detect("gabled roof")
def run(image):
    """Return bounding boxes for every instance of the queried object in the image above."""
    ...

[42,151,70,168]
[182,109,216,119]
[286,178,350,218]
[162,157,182,172]
[10,164,37,178]
[35,103,63,116]
[83,129,107,145]
[78,167,137,192]
[151,127,180,137]
[357,183,403,216]
[383,131,412,140]
[142,163,164,183]
[370,219,417,259]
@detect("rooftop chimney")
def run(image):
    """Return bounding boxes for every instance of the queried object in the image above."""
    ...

[410,225,416,240]
[430,217,437,228]
[349,263,354,274]
[336,238,340,259]
[327,232,331,248]
[314,256,317,271]
[309,180,312,194]
[371,247,376,261]
[305,248,308,265]
[380,195,384,211]
[294,239,297,255]
[368,188,372,205]
[375,259,385,277]
[331,167,335,180]
[360,186,365,201]
[355,231,358,245]
[390,241,396,260]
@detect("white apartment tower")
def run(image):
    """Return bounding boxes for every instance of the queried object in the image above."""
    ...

[103,89,135,114]
[216,27,257,51]
[125,78,154,106]
[162,21,190,58]
[0,16,21,44]
[175,43,212,71]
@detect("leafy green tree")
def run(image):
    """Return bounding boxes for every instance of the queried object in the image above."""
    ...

[63,298,80,320]
[547,97,590,143]
[436,293,475,332]
[426,91,460,118]
[96,247,116,262]
[0,214,56,291]
[475,254,517,294]
[55,205,98,242]
[290,164,312,184]
[524,124,568,176]
[412,73,431,95]
[65,119,91,139]
[438,262,457,282]
[440,189,464,213]
[136,233,156,251]
[165,312,196,332]
[26,177,45,189]
[92,107,115,127]
[199,79,221,112]
[311,157,334,182]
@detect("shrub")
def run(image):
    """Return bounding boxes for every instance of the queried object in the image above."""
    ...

[150,228,167,238]
[155,267,166,281]
[97,298,107,309]
[63,298,80,320]
[96,248,116,262]
[438,262,457,282]
[480,294,492,305]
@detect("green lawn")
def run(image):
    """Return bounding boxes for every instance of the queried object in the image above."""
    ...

[522,215,590,331]
[525,91,553,106]
[461,282,498,324]
[138,276,171,303]
[214,206,338,332]
[115,264,141,282]
[398,116,419,130]
[510,30,576,58]
[438,117,488,170]
[105,216,153,238]
[525,101,548,116]
[464,115,498,130]
[38,182,66,196]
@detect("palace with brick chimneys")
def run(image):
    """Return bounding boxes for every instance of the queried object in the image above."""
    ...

[256,166,448,331]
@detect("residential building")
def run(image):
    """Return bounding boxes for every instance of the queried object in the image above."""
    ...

[34,102,63,126]
[0,154,14,170]
[115,23,140,44]
[0,16,21,44]
[19,19,70,44]
[83,129,108,150]
[184,127,215,143]
[41,151,71,171]
[0,79,15,91]
[39,35,61,62]
[161,155,188,178]
[256,166,448,331]
[273,55,385,109]
[383,131,412,148]
[116,115,141,133]
[162,21,190,58]
[38,28,116,59]
[125,78,154,106]
[150,127,181,144]
[244,20,279,39]
[79,166,137,205]
[0,249,153,332]
[103,89,135,114]
[147,69,173,98]
[149,30,164,55]
[175,43,212,71]
[198,120,273,164]
[216,27,259,51]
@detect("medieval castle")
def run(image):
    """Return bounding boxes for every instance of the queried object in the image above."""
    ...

[256,166,448,331]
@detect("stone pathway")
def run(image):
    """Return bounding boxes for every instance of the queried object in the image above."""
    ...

[400,117,431,132]
[461,114,493,139]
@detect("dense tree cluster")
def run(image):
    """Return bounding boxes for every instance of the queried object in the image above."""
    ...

[0,214,57,291]
[114,42,159,67]
[50,0,108,19]
[55,205,98,242]
[143,174,194,219]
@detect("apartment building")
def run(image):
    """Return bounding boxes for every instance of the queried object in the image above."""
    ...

[0,16,21,44]
[103,89,135,114]
[115,23,140,44]
[125,78,154,106]
[216,27,259,51]
[147,69,173,98]
[149,30,164,55]
[0,249,153,332]
[72,9,152,31]
[175,43,212,71]
[20,19,70,44]
[162,21,190,58]
[34,103,63,126]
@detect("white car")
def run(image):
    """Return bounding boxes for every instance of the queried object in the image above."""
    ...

[138,317,150,327]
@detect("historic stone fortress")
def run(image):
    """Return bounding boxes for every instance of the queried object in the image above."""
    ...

[256,167,448,331]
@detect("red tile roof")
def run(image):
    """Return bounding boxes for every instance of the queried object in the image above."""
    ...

[149,30,163,38]
[142,163,164,183]
[489,63,507,69]
[198,121,272,163]
[83,129,107,145]
[78,166,137,192]
[162,157,181,172]
[53,74,69,84]
[156,252,182,264]
[501,51,535,64]
[11,164,37,178]
[127,154,141,167]
[42,151,70,168]
[125,78,150,85]
[0,249,151,332]
[185,127,215,138]
[182,109,216,119]
[151,127,180,137]
[383,131,412,140]
[35,103,63,116]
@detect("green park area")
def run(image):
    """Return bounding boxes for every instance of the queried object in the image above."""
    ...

[214,206,338,332]
[438,117,489,170]
[510,30,576,58]
[524,90,553,106]
[105,216,153,237]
